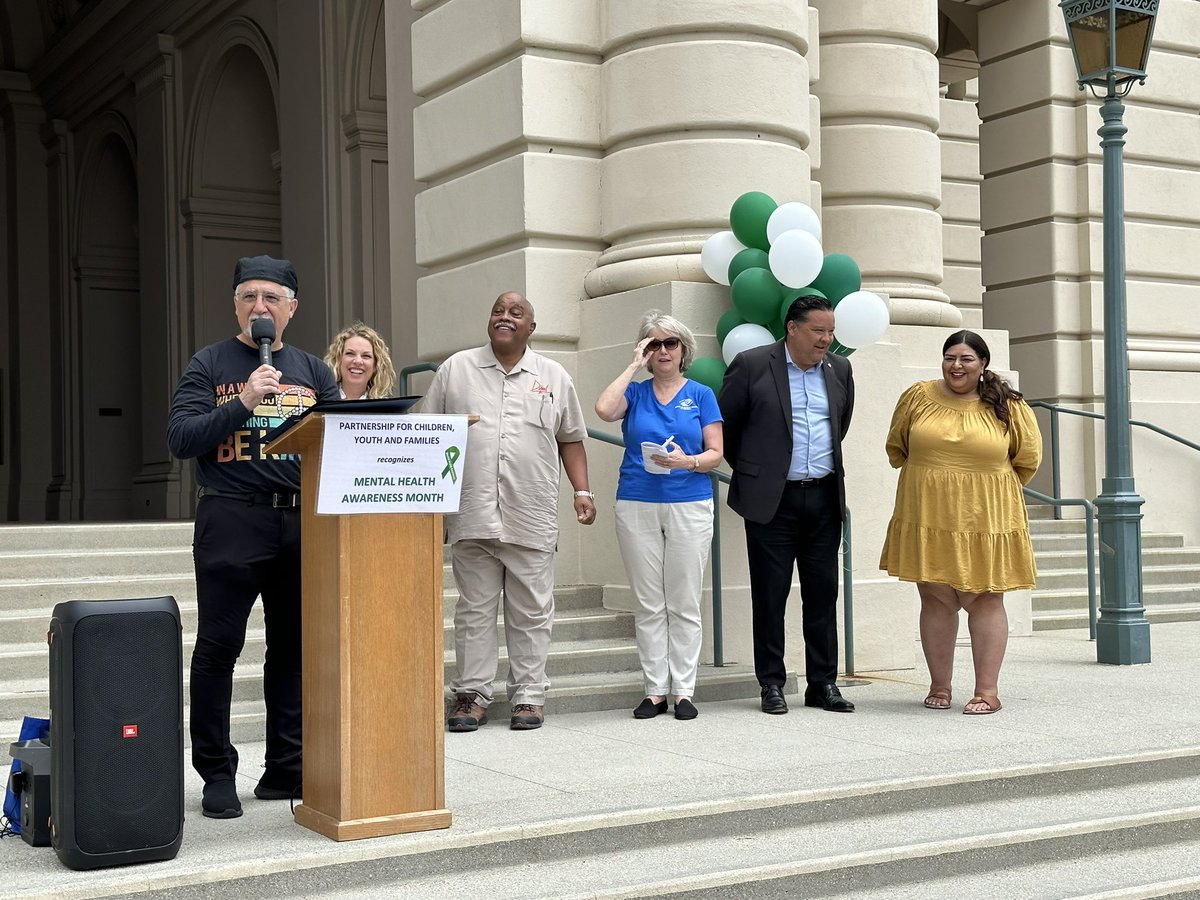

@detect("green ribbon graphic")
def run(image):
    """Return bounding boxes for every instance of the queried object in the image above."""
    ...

[442,445,461,483]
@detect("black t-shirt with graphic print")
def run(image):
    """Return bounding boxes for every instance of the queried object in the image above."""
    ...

[167,337,339,494]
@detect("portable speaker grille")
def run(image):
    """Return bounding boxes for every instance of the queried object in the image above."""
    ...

[70,610,181,854]
[50,596,184,869]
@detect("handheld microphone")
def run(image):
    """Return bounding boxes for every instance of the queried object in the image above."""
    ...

[251,318,276,367]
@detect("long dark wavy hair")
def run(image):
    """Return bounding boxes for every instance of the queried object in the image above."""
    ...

[942,330,1024,432]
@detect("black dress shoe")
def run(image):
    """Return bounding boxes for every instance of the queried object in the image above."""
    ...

[634,697,668,719]
[674,698,698,720]
[804,683,855,713]
[760,685,788,715]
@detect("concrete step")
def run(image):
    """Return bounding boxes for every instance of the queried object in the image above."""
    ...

[1030,530,1181,551]
[1035,563,1200,592]
[2,664,774,749]
[0,628,646,719]
[0,598,630,649]
[1034,603,1200,631]
[1033,546,1200,571]
[0,574,199,611]
[95,750,1200,900]
[1033,583,1200,614]
[0,521,194,552]
[0,547,194,580]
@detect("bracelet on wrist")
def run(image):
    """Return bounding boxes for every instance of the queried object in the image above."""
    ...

[574,490,595,499]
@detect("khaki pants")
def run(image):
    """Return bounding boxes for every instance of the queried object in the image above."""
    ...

[614,498,713,697]
[449,538,555,707]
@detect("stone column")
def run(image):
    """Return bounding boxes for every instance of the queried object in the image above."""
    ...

[42,118,80,520]
[126,36,187,518]
[811,0,959,326]
[405,0,604,359]
[0,80,55,520]
[584,2,814,298]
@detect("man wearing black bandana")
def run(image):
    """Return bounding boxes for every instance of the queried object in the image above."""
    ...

[167,255,338,819]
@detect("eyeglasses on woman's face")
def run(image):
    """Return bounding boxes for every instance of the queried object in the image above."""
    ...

[646,337,681,352]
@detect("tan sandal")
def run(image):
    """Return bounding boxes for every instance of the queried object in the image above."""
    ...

[923,689,952,710]
[963,695,1002,715]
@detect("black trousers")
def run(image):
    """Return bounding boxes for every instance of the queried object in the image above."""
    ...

[190,497,303,785]
[744,477,841,688]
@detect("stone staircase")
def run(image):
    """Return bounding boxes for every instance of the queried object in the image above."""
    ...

[0,522,766,744]
[1029,506,1200,630]
[73,749,1200,899]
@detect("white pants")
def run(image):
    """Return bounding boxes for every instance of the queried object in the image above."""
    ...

[614,498,713,697]
[449,538,555,707]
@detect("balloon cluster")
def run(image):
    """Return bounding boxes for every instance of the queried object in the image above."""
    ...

[686,191,890,393]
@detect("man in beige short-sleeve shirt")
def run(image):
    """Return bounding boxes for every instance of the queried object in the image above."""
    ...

[421,292,596,731]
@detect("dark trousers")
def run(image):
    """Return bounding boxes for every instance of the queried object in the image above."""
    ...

[744,477,841,688]
[190,497,303,785]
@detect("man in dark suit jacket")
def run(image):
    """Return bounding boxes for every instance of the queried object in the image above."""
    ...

[718,294,856,715]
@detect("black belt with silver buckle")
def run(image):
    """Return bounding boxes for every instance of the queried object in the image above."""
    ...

[197,487,300,508]
[786,474,833,488]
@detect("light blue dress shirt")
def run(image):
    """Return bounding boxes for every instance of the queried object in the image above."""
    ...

[784,346,834,480]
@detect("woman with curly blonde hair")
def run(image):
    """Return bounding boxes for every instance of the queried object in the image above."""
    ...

[324,322,397,399]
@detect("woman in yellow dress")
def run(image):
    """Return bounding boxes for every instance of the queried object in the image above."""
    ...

[879,330,1042,715]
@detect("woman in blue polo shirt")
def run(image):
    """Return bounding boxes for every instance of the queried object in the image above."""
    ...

[595,311,724,720]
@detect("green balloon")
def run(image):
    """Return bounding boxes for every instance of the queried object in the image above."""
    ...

[729,191,777,252]
[731,267,783,326]
[727,248,770,285]
[769,318,785,341]
[810,253,861,305]
[716,309,747,345]
[779,287,827,327]
[687,356,728,393]
[829,339,856,358]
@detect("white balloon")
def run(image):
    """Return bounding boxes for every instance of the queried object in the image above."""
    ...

[834,291,890,348]
[768,229,824,289]
[767,201,822,244]
[722,323,775,365]
[700,231,748,286]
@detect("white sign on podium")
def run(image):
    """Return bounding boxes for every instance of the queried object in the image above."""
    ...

[315,413,469,515]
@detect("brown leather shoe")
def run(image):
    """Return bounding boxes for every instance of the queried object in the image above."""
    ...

[447,693,488,732]
[509,703,544,730]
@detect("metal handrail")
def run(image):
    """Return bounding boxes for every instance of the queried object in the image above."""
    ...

[1027,399,1200,520]
[399,362,438,397]
[1023,487,1099,640]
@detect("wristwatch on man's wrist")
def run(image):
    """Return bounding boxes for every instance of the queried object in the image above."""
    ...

[574,490,595,499]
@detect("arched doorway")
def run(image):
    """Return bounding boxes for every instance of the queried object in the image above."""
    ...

[76,129,141,519]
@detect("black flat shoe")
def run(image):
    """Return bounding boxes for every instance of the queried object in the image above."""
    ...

[760,685,788,715]
[634,697,668,719]
[674,698,698,720]
[804,683,855,713]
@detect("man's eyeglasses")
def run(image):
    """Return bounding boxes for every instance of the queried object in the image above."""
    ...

[237,290,290,308]
[646,338,681,352]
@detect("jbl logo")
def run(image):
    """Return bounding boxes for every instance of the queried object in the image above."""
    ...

[122,725,138,739]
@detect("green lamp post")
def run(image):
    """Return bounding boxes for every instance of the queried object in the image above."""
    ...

[1060,0,1159,664]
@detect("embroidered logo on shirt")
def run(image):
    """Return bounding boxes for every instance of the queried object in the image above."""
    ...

[676,398,697,410]
[531,382,551,394]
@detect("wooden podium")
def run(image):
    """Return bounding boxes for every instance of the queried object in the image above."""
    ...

[266,412,452,840]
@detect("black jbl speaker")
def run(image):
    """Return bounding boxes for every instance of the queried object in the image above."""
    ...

[48,597,184,870]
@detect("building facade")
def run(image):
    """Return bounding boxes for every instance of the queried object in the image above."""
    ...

[4,0,1199,670]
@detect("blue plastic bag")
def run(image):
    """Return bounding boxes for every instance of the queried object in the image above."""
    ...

[3,716,50,836]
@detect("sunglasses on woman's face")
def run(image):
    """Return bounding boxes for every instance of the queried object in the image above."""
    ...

[646,338,681,352]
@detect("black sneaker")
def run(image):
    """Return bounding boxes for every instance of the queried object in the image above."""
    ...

[254,768,302,801]
[202,780,243,819]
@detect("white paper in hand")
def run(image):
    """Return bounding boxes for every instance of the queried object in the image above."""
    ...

[641,441,671,475]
